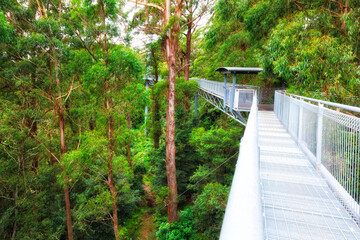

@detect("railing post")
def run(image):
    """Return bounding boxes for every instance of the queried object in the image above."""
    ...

[316,103,324,170]
[298,98,304,142]
[258,87,262,104]
[145,80,149,136]
[223,74,227,108]
[274,91,278,115]
[230,74,236,110]
[194,91,198,118]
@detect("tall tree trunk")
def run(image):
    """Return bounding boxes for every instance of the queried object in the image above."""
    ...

[150,50,161,149]
[152,93,161,149]
[126,110,132,168]
[11,185,17,240]
[341,0,349,31]
[54,54,74,240]
[165,49,178,223]
[98,0,120,236]
[164,0,183,223]
[108,165,119,239]
[182,21,192,111]
[184,22,192,81]
[25,114,38,171]
[59,108,73,240]
[105,80,119,239]
[64,185,73,240]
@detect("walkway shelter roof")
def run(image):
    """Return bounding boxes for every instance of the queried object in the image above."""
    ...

[215,67,263,75]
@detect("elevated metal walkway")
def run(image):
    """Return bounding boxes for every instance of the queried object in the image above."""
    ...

[259,111,360,239]
[194,78,360,239]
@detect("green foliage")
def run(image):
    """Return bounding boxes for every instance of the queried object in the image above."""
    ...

[197,0,360,102]
[0,11,13,43]
[60,131,139,233]
[261,11,360,101]
[244,0,293,40]
[189,126,241,189]
[6,0,360,238]
[0,0,147,238]
[156,183,229,240]
[192,183,229,239]
[344,8,360,56]
[156,207,197,240]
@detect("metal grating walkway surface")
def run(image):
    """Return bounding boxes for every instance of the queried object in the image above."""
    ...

[259,111,360,240]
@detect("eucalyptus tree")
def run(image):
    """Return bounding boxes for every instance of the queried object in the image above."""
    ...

[181,0,212,81]
[146,41,163,149]
[65,0,144,238]
[68,1,124,237]
[0,0,79,238]
[128,0,185,223]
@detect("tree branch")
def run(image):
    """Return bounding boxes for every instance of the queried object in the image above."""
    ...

[68,19,98,62]
[128,0,164,12]
[31,134,63,166]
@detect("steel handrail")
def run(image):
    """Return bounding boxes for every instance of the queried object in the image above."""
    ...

[280,91,360,113]
[219,93,264,240]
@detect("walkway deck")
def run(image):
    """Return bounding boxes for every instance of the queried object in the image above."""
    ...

[259,111,360,239]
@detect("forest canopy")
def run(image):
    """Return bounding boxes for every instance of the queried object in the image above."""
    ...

[0,0,359,239]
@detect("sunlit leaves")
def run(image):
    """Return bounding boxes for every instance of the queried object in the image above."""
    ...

[0,11,13,43]
[262,11,360,101]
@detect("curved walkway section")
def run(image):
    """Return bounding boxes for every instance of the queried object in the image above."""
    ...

[259,111,360,239]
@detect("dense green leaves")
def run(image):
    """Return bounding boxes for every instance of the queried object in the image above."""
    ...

[262,10,360,101]
[4,0,359,239]
[156,183,229,240]
[196,0,360,102]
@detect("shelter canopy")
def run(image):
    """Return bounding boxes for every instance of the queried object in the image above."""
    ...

[215,67,263,75]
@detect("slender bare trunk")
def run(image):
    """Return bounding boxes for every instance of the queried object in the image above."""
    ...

[150,50,161,149]
[184,22,192,81]
[341,0,349,31]
[152,95,161,149]
[105,80,119,239]
[59,108,73,240]
[108,173,119,239]
[11,186,18,240]
[54,54,74,240]
[98,0,120,236]
[126,110,132,168]
[108,157,119,239]
[165,51,178,223]
[26,116,38,171]
[164,0,183,223]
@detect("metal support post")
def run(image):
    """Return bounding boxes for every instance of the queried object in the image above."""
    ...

[316,103,324,170]
[230,74,236,111]
[195,91,198,118]
[145,80,149,135]
[223,74,227,108]
[298,98,304,142]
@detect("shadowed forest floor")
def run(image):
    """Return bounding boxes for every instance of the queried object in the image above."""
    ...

[138,184,156,239]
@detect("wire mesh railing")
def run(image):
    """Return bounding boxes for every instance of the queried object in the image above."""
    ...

[275,91,360,222]
[219,92,264,240]
[194,78,228,98]
[193,78,258,111]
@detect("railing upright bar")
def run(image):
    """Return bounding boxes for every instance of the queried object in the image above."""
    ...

[230,74,236,110]
[298,98,304,142]
[316,103,324,170]
[224,74,227,108]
